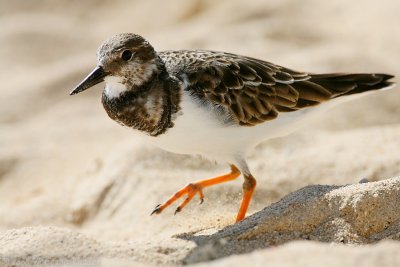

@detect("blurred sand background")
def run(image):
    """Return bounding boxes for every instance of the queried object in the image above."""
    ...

[0,0,400,266]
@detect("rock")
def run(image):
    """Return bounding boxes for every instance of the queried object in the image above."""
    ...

[183,177,400,263]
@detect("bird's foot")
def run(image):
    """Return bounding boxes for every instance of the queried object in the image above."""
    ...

[151,183,205,216]
[151,165,240,218]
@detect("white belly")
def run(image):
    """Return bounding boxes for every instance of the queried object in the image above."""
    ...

[142,92,308,162]
[142,89,385,163]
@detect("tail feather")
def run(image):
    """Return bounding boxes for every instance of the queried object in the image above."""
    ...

[309,73,395,97]
[277,73,395,112]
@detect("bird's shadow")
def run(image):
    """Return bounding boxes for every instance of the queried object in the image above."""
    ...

[175,183,345,264]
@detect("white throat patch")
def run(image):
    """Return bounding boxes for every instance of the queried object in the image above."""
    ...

[103,61,158,99]
[104,76,128,99]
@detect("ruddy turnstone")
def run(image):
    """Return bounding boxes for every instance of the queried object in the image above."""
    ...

[70,33,395,222]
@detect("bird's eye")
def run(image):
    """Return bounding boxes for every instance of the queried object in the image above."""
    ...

[121,50,133,61]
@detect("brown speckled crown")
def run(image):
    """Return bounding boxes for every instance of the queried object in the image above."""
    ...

[98,34,156,63]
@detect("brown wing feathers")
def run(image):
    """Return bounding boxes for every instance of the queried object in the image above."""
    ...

[170,51,394,126]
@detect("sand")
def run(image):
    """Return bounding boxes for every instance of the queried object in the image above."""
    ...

[0,0,400,266]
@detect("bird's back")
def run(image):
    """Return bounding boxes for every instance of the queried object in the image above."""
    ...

[159,50,394,127]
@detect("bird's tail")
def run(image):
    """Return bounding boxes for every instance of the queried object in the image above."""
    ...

[280,73,395,111]
[308,73,395,99]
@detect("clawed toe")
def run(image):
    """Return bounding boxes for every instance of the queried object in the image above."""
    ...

[150,167,240,218]
[151,183,206,216]
[151,204,162,215]
[174,206,182,215]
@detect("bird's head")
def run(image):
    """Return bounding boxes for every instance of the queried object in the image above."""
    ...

[70,33,159,97]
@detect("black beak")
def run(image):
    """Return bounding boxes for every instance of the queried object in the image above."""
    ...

[70,66,108,95]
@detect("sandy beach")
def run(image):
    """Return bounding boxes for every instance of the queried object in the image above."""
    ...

[0,0,399,266]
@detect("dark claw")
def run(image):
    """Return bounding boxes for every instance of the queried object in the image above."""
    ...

[151,204,161,215]
[174,207,181,215]
[199,198,204,205]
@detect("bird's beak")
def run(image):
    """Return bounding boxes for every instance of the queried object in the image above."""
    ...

[70,66,108,95]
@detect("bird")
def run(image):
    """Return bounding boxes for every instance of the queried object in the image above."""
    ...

[70,33,395,222]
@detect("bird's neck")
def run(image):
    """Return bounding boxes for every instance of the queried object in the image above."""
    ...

[101,66,181,136]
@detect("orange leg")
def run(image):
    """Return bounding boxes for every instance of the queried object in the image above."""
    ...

[235,174,257,222]
[151,165,241,215]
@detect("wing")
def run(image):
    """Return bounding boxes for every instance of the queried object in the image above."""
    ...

[160,50,394,126]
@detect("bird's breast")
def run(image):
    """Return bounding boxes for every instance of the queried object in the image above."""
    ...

[101,85,168,136]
